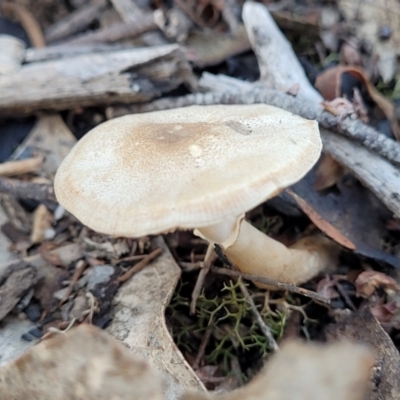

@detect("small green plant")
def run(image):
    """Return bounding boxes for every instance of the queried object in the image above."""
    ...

[167,279,286,376]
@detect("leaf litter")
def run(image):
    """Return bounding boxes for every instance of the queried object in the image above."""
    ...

[0,0,400,399]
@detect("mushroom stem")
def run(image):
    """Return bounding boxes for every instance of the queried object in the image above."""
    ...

[195,217,337,287]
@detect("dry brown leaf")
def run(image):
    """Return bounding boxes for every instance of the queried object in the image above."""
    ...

[0,324,164,400]
[183,341,373,400]
[314,154,345,191]
[287,167,400,268]
[326,307,400,400]
[107,236,206,399]
[286,188,355,250]
[355,271,400,298]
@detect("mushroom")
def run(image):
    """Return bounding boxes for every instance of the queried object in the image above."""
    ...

[55,104,337,286]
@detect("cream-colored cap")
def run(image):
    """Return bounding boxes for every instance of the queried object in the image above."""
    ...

[54,105,321,236]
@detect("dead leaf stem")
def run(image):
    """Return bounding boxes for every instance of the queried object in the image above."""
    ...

[211,267,331,304]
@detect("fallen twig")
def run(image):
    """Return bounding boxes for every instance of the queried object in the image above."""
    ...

[190,244,216,315]
[192,318,214,370]
[0,45,194,116]
[45,1,107,43]
[59,260,88,305]
[239,280,279,352]
[57,14,157,46]
[118,248,162,283]
[0,157,42,177]
[116,89,400,166]
[211,266,331,304]
[0,177,56,203]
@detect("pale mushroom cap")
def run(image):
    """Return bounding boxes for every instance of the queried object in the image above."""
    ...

[55,105,321,237]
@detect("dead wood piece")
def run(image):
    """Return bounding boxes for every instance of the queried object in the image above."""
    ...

[0,177,56,203]
[25,43,129,63]
[58,14,157,46]
[211,267,330,304]
[0,260,37,321]
[0,45,195,116]
[0,35,25,75]
[110,0,148,23]
[242,2,321,105]
[45,1,107,43]
[0,157,42,177]
[186,25,251,67]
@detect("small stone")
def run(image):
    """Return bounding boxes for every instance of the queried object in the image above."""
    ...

[28,328,43,338]
[53,287,70,301]
[25,303,41,322]
[21,333,33,342]
[87,265,115,291]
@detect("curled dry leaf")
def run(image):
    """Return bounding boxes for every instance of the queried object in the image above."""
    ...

[0,324,165,400]
[107,236,206,399]
[287,167,400,268]
[183,341,373,400]
[355,271,400,298]
[315,65,400,140]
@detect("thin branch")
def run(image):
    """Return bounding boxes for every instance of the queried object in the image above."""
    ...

[212,266,330,304]
[192,319,214,370]
[115,89,400,166]
[57,15,156,46]
[0,177,56,203]
[118,248,162,283]
[239,280,279,352]
[190,244,216,315]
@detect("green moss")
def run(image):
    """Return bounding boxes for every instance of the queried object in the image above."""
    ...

[167,279,286,376]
